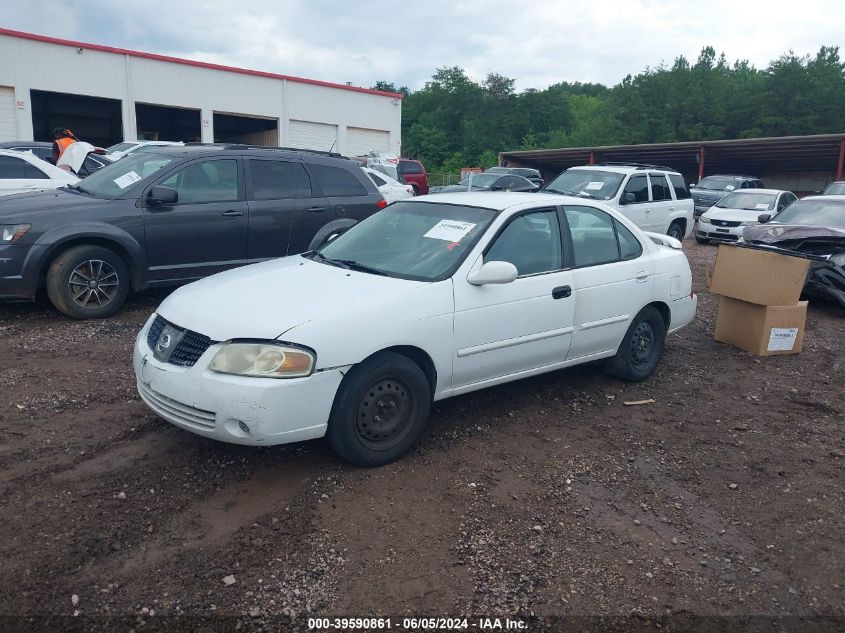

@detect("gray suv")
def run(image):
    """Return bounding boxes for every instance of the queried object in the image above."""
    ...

[0,145,385,318]
[690,175,764,218]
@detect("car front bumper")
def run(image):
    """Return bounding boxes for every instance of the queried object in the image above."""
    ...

[696,223,744,241]
[133,315,347,446]
[0,244,44,299]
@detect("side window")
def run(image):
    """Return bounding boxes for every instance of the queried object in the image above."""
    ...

[622,174,649,203]
[249,160,311,200]
[565,206,623,267]
[485,209,562,277]
[310,164,367,197]
[368,172,387,187]
[615,220,643,259]
[668,173,691,199]
[398,161,422,175]
[649,173,671,201]
[0,156,47,179]
[160,159,239,204]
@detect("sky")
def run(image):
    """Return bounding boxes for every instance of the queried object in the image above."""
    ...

[4,0,844,92]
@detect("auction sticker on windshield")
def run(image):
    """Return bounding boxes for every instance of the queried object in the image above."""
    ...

[424,220,477,242]
[113,171,142,189]
[586,181,604,191]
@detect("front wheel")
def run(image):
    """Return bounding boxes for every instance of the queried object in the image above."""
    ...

[327,352,431,466]
[605,306,667,382]
[667,221,685,241]
[46,245,130,319]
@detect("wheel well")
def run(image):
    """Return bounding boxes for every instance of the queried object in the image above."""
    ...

[669,218,686,233]
[371,345,437,398]
[40,238,138,290]
[647,301,671,331]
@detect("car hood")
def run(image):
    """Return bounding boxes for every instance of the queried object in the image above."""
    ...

[0,188,116,221]
[703,207,771,222]
[156,255,430,342]
[440,185,492,193]
[742,223,845,255]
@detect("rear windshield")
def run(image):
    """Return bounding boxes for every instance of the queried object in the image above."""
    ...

[543,169,625,200]
[106,142,137,153]
[824,182,845,195]
[715,191,777,211]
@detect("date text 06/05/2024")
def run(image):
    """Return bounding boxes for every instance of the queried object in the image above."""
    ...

[307,617,528,630]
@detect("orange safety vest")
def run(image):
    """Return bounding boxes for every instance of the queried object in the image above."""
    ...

[55,137,75,158]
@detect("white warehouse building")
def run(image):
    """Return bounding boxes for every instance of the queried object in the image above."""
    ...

[0,28,402,155]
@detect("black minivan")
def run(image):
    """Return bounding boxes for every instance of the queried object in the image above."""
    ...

[0,145,386,318]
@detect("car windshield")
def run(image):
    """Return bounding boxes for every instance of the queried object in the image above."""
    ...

[715,191,776,211]
[312,201,497,281]
[457,173,500,187]
[773,199,845,229]
[485,167,508,173]
[543,169,624,200]
[824,182,845,195]
[72,151,176,198]
[696,176,743,191]
[106,142,137,153]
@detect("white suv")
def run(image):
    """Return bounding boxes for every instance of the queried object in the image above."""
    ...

[542,163,694,241]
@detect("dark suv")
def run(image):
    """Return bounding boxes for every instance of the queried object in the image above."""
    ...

[690,175,764,218]
[0,145,386,318]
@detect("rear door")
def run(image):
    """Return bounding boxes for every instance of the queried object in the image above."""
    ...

[143,157,248,282]
[291,162,376,254]
[0,154,52,195]
[245,158,314,262]
[647,172,674,232]
[616,174,653,230]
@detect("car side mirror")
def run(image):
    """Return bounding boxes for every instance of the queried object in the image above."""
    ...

[147,185,178,205]
[467,261,518,286]
[757,213,772,224]
[491,185,504,191]
[689,183,697,188]
[620,192,636,205]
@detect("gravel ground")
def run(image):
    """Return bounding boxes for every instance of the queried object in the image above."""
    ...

[0,240,843,632]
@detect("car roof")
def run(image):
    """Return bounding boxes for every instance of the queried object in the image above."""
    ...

[569,164,681,175]
[722,188,787,195]
[0,141,52,148]
[410,191,587,211]
[0,148,41,160]
[799,195,845,202]
[702,174,759,180]
[136,144,355,164]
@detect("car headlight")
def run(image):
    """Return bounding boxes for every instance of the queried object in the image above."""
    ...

[209,343,315,378]
[699,216,711,224]
[740,220,758,226]
[1,224,32,243]
[830,252,845,267]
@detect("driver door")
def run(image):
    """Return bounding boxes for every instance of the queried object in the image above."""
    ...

[143,158,249,282]
[452,208,575,389]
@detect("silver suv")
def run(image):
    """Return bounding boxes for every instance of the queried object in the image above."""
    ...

[542,163,694,241]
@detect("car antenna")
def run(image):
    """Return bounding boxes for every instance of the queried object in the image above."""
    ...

[328,140,336,153]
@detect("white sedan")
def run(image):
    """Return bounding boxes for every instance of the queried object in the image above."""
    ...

[363,167,413,203]
[134,193,697,466]
[0,148,78,197]
[696,188,798,243]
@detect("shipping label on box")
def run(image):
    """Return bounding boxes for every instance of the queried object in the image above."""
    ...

[767,327,799,352]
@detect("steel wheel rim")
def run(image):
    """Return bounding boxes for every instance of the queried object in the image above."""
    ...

[355,378,416,450]
[669,226,683,240]
[68,259,119,309]
[630,321,655,370]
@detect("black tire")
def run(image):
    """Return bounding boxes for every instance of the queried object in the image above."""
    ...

[695,236,710,245]
[411,185,420,196]
[605,306,667,382]
[327,352,432,466]
[46,245,130,319]
[667,221,685,241]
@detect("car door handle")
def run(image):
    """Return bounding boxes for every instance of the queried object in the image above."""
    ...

[552,285,571,299]
[220,210,244,217]
[307,206,327,213]
[635,271,649,283]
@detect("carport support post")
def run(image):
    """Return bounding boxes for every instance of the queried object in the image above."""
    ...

[837,138,844,181]
[200,108,214,143]
[698,146,705,182]
[589,151,596,165]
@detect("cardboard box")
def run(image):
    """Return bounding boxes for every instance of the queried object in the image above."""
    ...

[709,244,810,306]
[715,297,808,356]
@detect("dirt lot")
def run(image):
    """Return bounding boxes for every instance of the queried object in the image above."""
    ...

[0,241,843,632]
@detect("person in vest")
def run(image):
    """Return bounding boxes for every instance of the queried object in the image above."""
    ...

[51,128,78,165]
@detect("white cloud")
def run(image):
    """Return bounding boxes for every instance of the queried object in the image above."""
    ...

[2,0,843,91]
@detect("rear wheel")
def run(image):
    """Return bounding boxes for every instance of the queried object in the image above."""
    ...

[411,185,420,196]
[327,352,431,466]
[605,306,666,382]
[667,221,685,241]
[46,245,129,319]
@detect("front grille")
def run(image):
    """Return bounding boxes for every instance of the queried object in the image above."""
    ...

[138,382,216,431]
[711,219,741,228]
[706,233,739,241]
[146,315,216,367]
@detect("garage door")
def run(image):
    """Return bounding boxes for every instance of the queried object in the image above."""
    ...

[346,127,390,156]
[0,87,18,142]
[288,120,337,152]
